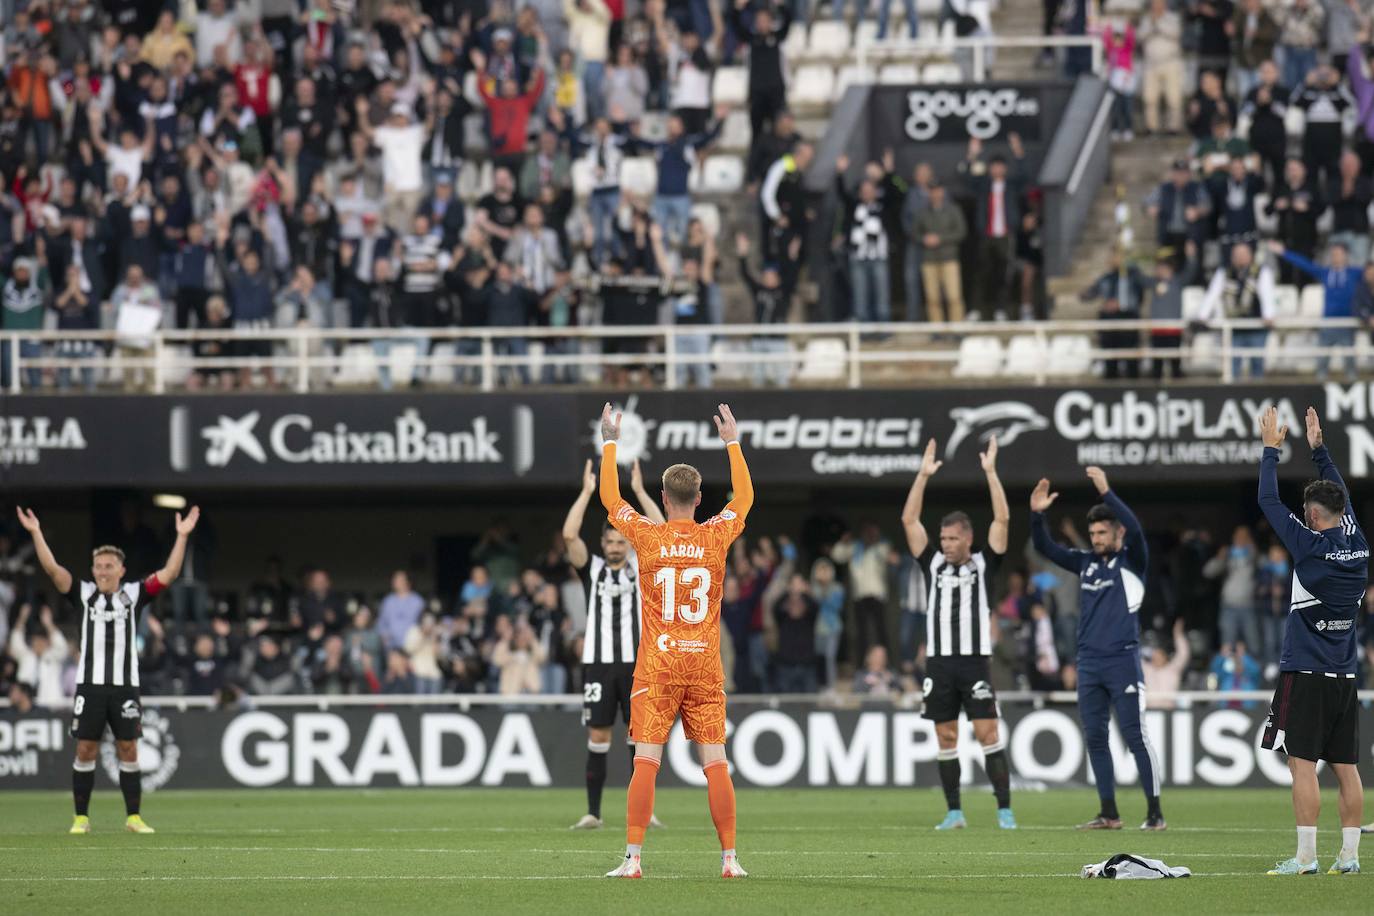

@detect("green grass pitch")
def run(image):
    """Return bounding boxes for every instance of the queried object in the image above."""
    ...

[2,787,1368,913]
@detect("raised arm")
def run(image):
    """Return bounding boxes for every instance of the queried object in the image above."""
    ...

[1271,242,1322,280]
[1258,405,1321,558]
[153,507,201,586]
[900,439,940,557]
[630,459,667,525]
[981,436,1010,555]
[715,404,754,520]
[562,459,597,569]
[1028,479,1083,572]
[1306,406,1351,506]
[1166,617,1191,675]
[1089,467,1147,568]
[15,508,73,595]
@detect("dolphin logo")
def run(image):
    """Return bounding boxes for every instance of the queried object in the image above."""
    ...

[201,412,268,466]
[946,402,1049,460]
[656,633,674,652]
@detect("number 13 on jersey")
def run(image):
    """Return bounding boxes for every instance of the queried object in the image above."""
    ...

[654,566,711,623]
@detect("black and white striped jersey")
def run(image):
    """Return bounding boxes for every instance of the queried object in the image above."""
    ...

[925,549,1000,658]
[579,554,641,665]
[65,577,161,688]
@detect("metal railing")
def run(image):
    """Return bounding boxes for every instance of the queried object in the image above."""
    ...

[2,688,1366,712]
[852,33,1104,82]
[0,316,1358,395]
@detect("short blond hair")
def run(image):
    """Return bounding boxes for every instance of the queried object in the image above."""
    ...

[662,463,702,508]
[92,545,126,564]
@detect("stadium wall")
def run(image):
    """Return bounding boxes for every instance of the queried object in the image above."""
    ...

[2,700,1370,791]
[1,383,1370,489]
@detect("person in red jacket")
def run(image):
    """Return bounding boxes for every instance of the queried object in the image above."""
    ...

[478,68,546,174]
[235,40,280,157]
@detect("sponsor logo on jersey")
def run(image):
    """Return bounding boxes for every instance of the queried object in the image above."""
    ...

[120,699,141,719]
[970,680,994,701]
[1314,619,1353,632]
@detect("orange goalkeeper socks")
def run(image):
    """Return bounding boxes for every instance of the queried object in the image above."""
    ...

[626,755,660,847]
[704,759,737,851]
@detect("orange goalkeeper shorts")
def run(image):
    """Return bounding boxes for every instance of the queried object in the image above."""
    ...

[629,679,727,745]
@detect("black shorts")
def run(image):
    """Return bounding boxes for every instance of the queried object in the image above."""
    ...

[1261,671,1360,764]
[922,656,999,723]
[70,687,143,742]
[582,662,635,729]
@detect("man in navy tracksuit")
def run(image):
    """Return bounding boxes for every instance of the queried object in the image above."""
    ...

[1030,466,1165,831]
[1257,406,1366,876]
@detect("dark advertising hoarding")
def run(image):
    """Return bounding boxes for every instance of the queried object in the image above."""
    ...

[2,701,1368,791]
[2,383,1373,488]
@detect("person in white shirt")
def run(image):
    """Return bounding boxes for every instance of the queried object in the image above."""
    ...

[195,0,245,68]
[1198,241,1277,379]
[8,603,69,708]
[90,121,153,191]
[1144,618,1191,710]
[367,103,429,234]
[564,0,612,122]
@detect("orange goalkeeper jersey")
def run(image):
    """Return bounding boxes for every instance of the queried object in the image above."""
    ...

[601,440,753,688]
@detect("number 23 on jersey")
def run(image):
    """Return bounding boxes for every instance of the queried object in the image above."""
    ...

[654,566,711,623]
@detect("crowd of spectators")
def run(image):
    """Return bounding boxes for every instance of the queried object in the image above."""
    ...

[4,506,1374,710]
[0,0,1067,394]
[1077,0,1374,380]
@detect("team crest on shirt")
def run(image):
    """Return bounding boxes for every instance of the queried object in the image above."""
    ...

[970,681,994,701]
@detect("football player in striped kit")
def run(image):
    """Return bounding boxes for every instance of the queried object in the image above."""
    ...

[901,437,1016,831]
[17,504,200,835]
[563,459,665,831]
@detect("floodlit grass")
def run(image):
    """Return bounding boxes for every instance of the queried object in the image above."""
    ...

[1,787,1368,913]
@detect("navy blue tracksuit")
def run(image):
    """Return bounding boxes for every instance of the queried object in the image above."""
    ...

[1031,491,1160,809]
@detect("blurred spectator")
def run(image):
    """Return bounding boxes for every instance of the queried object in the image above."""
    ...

[491,619,547,695]
[830,523,896,664]
[1198,241,1275,379]
[852,645,898,696]
[183,633,230,697]
[834,153,894,325]
[1103,20,1137,140]
[404,611,445,694]
[1269,240,1360,381]
[1204,525,1260,652]
[378,571,425,652]
[247,635,298,695]
[1210,641,1261,706]
[381,648,416,694]
[301,569,346,634]
[811,558,846,692]
[1328,150,1372,266]
[913,180,966,323]
[1146,249,1197,381]
[1082,250,1146,380]
[959,135,1027,321]
[1231,0,1279,99]
[772,573,818,693]
[1146,159,1210,254]
[1242,60,1289,183]
[1144,618,1192,708]
[1279,0,1325,90]
[1143,0,1187,134]
[7,603,67,707]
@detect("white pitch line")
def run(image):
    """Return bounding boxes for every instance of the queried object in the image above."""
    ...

[0,846,1275,859]
[0,873,1086,882]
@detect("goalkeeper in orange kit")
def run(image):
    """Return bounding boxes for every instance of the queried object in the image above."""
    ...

[598,401,753,879]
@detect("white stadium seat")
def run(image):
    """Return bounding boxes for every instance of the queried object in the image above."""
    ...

[796,338,848,381]
[427,342,458,385]
[700,155,744,194]
[879,63,921,84]
[921,62,963,84]
[718,110,752,152]
[783,23,808,60]
[711,66,749,106]
[1046,335,1094,377]
[1185,332,1222,375]
[834,65,877,100]
[1273,284,1300,319]
[711,340,750,381]
[854,21,879,48]
[456,161,481,201]
[1002,335,1049,377]
[620,156,658,197]
[952,336,1004,378]
[689,202,721,239]
[571,158,596,199]
[792,65,836,107]
[638,112,669,142]
[463,114,487,154]
[807,22,852,60]
[1284,106,1306,138]
[1300,284,1326,318]
[1253,192,1277,235]
[1181,285,1207,321]
[476,160,494,198]
[332,344,379,386]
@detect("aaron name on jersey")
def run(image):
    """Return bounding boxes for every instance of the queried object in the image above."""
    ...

[659,543,706,560]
